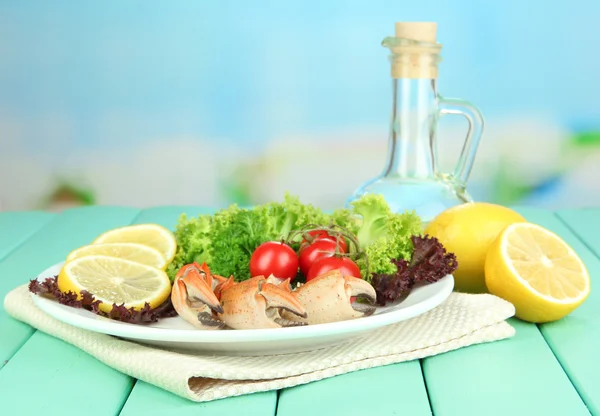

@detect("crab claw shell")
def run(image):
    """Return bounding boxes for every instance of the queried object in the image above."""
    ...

[282,269,377,325]
[171,263,225,330]
[265,275,289,287]
[217,276,308,329]
[213,275,235,300]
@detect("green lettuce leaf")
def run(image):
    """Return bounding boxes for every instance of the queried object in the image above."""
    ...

[167,193,331,281]
[209,207,272,281]
[265,193,330,241]
[349,194,393,247]
[166,213,213,280]
[167,192,424,284]
[332,194,423,281]
[357,211,423,281]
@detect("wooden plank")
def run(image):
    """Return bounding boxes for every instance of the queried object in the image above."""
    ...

[420,207,591,416]
[1,318,33,367]
[0,211,55,260]
[423,318,588,416]
[0,332,133,416]
[0,207,141,300]
[534,208,600,415]
[276,362,432,416]
[0,206,141,414]
[119,381,276,416]
[555,208,600,258]
[0,211,55,364]
[119,206,279,416]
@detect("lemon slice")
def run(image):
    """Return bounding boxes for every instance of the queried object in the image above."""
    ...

[57,255,172,313]
[93,224,177,263]
[485,222,590,323]
[66,243,167,270]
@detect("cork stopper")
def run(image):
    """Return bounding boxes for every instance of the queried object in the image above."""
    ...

[388,22,441,79]
[395,22,437,43]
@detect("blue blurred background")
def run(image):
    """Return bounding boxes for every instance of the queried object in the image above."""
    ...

[1,0,599,212]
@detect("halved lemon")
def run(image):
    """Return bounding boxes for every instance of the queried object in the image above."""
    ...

[66,243,167,270]
[485,222,590,323]
[93,224,177,263]
[57,255,172,313]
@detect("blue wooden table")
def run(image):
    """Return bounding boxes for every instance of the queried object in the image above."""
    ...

[0,206,598,415]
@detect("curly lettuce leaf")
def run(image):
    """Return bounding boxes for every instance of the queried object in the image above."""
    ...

[167,192,424,284]
[166,213,213,280]
[208,208,272,281]
[211,203,241,228]
[265,193,330,241]
[168,194,331,282]
[386,210,423,261]
[262,202,297,241]
[329,207,360,235]
[283,193,329,231]
[357,210,423,281]
[349,194,392,247]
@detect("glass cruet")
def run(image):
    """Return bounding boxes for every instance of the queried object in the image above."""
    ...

[346,22,484,224]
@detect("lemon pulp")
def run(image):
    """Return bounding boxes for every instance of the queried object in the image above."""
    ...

[485,222,590,323]
[57,255,172,313]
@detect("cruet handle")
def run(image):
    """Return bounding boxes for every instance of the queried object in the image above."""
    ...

[438,96,484,184]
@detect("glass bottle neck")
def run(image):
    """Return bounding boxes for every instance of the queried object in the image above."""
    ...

[382,77,438,180]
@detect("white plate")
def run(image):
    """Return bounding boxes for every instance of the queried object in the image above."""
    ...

[30,262,454,356]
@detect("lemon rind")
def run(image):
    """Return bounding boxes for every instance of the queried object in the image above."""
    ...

[92,224,177,262]
[66,242,166,268]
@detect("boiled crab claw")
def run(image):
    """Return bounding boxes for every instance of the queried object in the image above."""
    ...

[282,269,377,325]
[171,262,226,330]
[217,275,308,329]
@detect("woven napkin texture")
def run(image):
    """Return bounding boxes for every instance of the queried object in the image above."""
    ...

[4,284,515,402]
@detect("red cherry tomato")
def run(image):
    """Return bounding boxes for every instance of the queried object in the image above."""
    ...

[306,256,362,282]
[250,241,299,280]
[299,238,338,277]
[300,230,348,253]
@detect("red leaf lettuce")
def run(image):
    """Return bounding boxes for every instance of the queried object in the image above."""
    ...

[371,234,458,306]
[29,276,177,324]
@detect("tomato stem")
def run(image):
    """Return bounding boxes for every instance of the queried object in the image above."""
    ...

[286,223,367,272]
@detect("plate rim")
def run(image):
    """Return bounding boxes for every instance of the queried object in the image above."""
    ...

[30,261,454,344]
